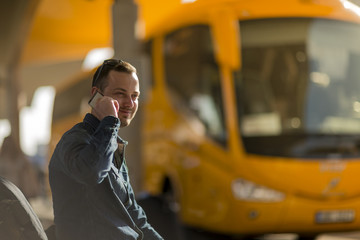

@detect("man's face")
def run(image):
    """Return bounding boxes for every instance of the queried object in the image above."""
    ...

[102,70,140,127]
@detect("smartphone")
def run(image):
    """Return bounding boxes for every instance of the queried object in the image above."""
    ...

[88,91,104,109]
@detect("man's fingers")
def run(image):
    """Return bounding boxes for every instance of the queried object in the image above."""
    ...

[94,97,119,119]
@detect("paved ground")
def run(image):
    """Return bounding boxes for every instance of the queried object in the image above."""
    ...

[30,196,360,240]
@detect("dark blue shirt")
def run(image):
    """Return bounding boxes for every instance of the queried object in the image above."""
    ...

[49,113,163,240]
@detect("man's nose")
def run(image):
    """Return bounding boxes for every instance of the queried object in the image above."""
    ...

[123,95,135,108]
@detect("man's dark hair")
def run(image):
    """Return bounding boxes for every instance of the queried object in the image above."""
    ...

[92,59,137,91]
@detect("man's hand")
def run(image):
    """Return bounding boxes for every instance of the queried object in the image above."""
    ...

[92,96,119,120]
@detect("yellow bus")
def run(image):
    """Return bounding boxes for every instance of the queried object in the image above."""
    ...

[51,0,360,239]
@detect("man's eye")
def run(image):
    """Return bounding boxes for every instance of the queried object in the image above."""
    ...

[132,95,139,100]
[115,92,125,96]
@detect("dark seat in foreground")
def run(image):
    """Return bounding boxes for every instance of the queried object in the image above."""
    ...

[0,176,48,240]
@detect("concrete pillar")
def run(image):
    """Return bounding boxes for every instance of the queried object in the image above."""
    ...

[112,0,151,193]
[0,0,40,148]
[0,0,41,197]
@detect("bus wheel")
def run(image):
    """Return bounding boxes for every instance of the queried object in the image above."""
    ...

[159,178,187,239]
[297,234,318,240]
[162,178,180,214]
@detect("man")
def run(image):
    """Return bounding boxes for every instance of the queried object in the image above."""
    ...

[49,59,164,240]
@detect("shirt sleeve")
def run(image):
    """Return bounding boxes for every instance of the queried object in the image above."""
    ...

[56,116,120,185]
[126,183,164,240]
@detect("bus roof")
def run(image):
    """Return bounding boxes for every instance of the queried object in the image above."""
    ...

[135,0,360,40]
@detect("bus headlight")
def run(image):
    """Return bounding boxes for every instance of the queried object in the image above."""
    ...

[232,178,285,202]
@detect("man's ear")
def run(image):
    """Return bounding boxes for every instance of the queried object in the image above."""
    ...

[91,87,98,96]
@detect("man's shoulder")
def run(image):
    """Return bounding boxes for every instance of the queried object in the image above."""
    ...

[61,121,92,141]
[50,122,90,162]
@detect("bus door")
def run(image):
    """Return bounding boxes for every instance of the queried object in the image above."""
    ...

[158,24,236,223]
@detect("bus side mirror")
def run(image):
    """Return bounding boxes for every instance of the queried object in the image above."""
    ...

[210,8,241,70]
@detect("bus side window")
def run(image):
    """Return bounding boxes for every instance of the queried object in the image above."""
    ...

[164,25,226,145]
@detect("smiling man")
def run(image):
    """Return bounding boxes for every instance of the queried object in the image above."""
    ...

[48,59,163,240]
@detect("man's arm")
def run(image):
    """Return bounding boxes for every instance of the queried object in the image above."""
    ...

[55,116,120,185]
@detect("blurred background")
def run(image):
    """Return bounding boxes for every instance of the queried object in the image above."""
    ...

[3,0,360,239]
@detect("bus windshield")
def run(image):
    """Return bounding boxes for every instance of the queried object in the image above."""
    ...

[235,18,360,158]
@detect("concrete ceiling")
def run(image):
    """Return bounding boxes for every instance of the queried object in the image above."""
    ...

[0,0,113,119]
[0,0,40,119]
[0,0,38,67]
